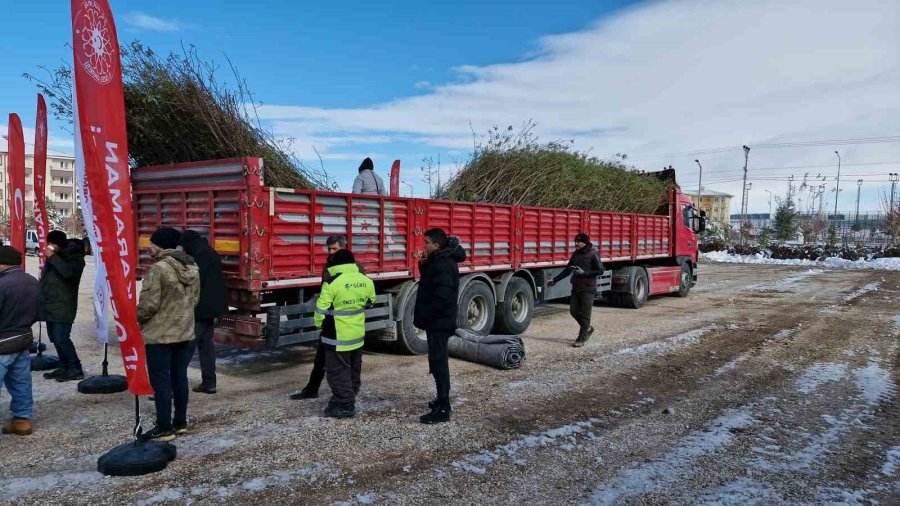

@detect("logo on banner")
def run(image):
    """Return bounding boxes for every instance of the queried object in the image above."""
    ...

[14,189,24,220]
[74,0,114,85]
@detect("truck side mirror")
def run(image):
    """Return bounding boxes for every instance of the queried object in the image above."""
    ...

[693,215,706,233]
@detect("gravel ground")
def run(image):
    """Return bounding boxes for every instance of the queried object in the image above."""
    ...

[1,258,898,505]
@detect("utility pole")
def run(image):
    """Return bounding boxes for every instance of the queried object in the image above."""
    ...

[890,173,899,214]
[855,179,862,227]
[740,145,750,245]
[833,150,841,232]
[694,159,703,210]
[765,189,773,227]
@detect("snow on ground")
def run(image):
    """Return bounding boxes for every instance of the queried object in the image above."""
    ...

[702,251,900,271]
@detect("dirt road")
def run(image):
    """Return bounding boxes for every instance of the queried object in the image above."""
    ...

[1,260,898,505]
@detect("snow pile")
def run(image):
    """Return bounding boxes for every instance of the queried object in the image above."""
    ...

[701,251,900,271]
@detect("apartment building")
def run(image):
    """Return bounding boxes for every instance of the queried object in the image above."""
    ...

[0,148,79,230]
[683,189,733,226]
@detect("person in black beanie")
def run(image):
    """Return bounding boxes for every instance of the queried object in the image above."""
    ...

[39,230,87,382]
[549,233,604,347]
[138,227,200,441]
[178,230,227,394]
[351,157,385,196]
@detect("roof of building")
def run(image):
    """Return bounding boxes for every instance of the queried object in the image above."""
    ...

[685,189,733,197]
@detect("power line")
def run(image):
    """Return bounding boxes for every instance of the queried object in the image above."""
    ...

[626,135,900,161]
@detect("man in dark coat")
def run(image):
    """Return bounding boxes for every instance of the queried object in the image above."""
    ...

[178,230,228,394]
[39,231,87,382]
[290,235,366,400]
[549,233,604,347]
[413,228,466,424]
[0,246,39,435]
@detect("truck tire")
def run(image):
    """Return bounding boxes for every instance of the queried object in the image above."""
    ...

[457,281,495,335]
[676,262,691,298]
[622,267,649,309]
[494,277,533,335]
[394,285,429,355]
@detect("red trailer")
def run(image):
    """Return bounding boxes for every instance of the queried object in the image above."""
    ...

[132,157,705,354]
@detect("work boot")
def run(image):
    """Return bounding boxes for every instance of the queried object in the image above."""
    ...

[55,368,85,382]
[573,326,595,348]
[420,402,452,425]
[2,418,33,436]
[323,404,356,419]
[140,426,176,442]
[289,388,318,400]
[43,367,66,379]
[192,384,217,394]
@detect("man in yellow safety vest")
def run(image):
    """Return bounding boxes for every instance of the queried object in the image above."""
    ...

[314,249,376,418]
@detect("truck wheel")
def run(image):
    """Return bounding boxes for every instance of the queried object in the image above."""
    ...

[622,267,649,309]
[676,263,692,298]
[494,277,533,335]
[394,285,429,355]
[457,281,495,335]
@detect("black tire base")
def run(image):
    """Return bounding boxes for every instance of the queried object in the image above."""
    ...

[30,354,60,371]
[97,440,177,476]
[78,374,129,394]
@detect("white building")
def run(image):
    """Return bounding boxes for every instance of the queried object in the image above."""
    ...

[0,145,79,230]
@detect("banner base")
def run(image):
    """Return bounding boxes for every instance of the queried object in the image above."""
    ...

[97,439,176,476]
[30,353,60,371]
[78,373,128,395]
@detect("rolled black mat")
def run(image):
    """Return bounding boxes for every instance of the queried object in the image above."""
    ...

[448,329,526,370]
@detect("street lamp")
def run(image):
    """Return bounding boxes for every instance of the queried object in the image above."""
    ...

[764,189,773,223]
[401,180,414,198]
[694,159,703,210]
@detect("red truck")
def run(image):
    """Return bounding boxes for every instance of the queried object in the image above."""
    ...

[132,157,705,354]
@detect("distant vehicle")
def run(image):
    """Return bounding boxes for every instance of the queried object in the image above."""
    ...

[26,229,39,255]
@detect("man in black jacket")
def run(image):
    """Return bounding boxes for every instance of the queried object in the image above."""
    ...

[290,235,366,400]
[413,228,466,424]
[39,231,87,382]
[0,246,39,435]
[178,231,228,394]
[549,233,603,348]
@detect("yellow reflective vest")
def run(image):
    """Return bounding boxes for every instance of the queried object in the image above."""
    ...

[314,263,376,352]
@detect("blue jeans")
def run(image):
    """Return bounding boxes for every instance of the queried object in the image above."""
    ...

[145,341,193,430]
[47,322,81,370]
[0,351,33,419]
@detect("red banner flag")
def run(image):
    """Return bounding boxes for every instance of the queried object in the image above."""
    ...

[71,0,152,395]
[7,114,26,269]
[389,159,401,197]
[34,95,50,270]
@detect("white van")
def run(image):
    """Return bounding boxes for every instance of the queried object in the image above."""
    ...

[26,229,39,255]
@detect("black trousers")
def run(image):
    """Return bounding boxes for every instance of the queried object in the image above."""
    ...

[190,319,217,389]
[324,345,362,409]
[47,322,81,370]
[303,342,327,394]
[146,341,193,430]
[569,291,595,340]
[427,330,453,403]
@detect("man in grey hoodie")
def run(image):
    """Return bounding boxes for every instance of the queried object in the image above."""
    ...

[351,157,385,196]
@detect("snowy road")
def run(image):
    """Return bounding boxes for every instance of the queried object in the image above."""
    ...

[1,260,898,505]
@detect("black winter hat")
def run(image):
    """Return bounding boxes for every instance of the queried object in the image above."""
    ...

[179,230,206,254]
[574,233,590,244]
[358,157,374,173]
[48,230,68,248]
[0,246,23,266]
[331,249,356,266]
[150,227,182,250]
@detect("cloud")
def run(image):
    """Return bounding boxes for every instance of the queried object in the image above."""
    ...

[257,0,900,212]
[414,81,433,89]
[0,125,73,156]
[124,11,182,32]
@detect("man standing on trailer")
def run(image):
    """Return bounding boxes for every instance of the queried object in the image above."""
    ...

[352,157,386,196]
[290,235,365,400]
[315,249,376,418]
[414,228,466,424]
[549,233,603,348]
